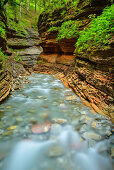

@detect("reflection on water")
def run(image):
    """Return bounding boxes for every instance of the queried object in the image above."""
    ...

[0,73,113,170]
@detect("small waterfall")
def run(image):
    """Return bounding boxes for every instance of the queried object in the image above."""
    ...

[2,126,113,170]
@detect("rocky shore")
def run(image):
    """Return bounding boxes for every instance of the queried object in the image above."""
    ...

[0,28,43,102]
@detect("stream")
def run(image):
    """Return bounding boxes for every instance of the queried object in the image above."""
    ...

[0,73,113,170]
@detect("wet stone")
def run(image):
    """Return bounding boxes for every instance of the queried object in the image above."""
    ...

[3,131,13,136]
[0,111,4,119]
[0,122,3,129]
[74,123,84,132]
[39,113,49,120]
[42,105,48,108]
[15,117,23,123]
[111,148,114,158]
[0,129,4,135]
[52,119,67,125]
[31,121,51,134]
[109,136,114,145]
[5,106,12,109]
[82,132,102,141]
[65,95,77,101]
[7,125,17,131]
[80,124,90,133]
[30,119,38,125]
[28,109,35,113]
[0,73,113,169]
[47,145,64,157]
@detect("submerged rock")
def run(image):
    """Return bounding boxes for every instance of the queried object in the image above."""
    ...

[39,113,49,120]
[52,118,67,125]
[7,125,17,131]
[31,121,51,134]
[65,95,77,101]
[82,132,102,141]
[111,148,114,158]
[47,145,64,157]
[0,111,4,119]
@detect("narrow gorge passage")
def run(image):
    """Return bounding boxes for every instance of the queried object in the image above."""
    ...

[0,73,113,170]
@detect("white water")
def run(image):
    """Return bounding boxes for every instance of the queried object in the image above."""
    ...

[0,73,113,170]
[3,126,112,170]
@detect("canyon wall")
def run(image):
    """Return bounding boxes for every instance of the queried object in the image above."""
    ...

[7,28,43,69]
[0,9,12,102]
[37,0,114,122]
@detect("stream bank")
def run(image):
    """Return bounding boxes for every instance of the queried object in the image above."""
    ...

[0,28,43,101]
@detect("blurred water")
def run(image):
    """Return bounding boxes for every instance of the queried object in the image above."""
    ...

[0,73,113,170]
[2,126,113,170]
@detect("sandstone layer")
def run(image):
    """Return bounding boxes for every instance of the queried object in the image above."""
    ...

[7,28,43,68]
[37,0,114,122]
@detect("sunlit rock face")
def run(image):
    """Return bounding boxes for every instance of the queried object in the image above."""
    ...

[37,0,114,121]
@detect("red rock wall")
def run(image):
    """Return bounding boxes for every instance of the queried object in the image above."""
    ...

[37,0,114,122]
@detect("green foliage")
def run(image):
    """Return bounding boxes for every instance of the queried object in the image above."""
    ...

[7,4,28,36]
[76,4,114,53]
[47,26,60,32]
[0,48,6,62]
[0,25,6,39]
[0,49,22,77]
[57,20,79,40]
[38,0,74,13]
[6,0,40,36]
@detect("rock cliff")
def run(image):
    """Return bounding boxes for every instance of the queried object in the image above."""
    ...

[7,28,43,68]
[0,9,12,102]
[37,0,114,122]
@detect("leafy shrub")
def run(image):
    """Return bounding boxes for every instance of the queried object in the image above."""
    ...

[0,21,6,39]
[7,5,28,36]
[0,26,6,39]
[75,4,114,53]
[57,20,79,40]
[47,26,60,32]
[0,48,6,62]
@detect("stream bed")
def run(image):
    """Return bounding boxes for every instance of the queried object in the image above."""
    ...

[0,73,113,170]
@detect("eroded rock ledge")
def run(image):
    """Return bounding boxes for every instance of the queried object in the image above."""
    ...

[0,27,43,102]
[34,63,114,123]
[0,70,12,102]
[37,0,114,122]
[7,28,43,68]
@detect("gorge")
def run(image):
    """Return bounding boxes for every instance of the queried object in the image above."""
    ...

[0,0,114,170]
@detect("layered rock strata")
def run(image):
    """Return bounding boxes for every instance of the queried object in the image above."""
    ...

[37,0,114,122]
[0,70,12,102]
[0,9,12,102]
[7,28,43,68]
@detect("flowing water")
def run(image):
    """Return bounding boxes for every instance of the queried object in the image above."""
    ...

[0,73,113,170]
